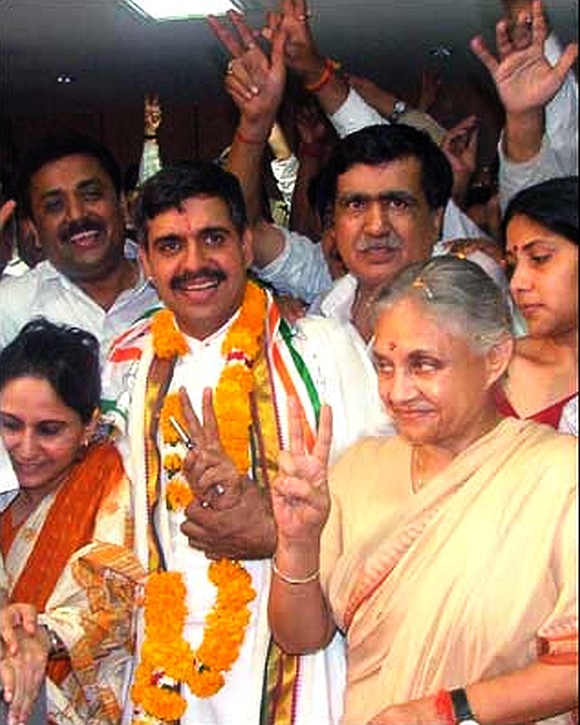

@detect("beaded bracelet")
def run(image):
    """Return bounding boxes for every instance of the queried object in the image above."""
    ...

[271,556,320,585]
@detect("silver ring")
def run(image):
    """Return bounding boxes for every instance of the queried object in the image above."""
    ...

[227,59,236,75]
[200,500,211,509]
[214,483,226,497]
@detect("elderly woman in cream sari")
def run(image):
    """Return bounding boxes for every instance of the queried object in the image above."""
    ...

[0,319,144,725]
[269,256,577,725]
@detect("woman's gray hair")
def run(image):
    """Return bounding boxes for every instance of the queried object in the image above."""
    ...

[374,256,513,352]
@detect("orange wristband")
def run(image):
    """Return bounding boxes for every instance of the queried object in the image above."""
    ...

[304,58,340,93]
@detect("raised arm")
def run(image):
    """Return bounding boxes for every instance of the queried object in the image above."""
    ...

[471,0,578,164]
[208,11,290,267]
[269,399,336,654]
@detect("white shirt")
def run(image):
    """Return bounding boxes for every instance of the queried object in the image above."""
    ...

[0,256,159,358]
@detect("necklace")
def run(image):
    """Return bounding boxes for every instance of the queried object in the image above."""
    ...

[411,445,432,493]
[131,281,266,722]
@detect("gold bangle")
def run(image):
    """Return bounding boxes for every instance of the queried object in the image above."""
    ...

[272,556,320,585]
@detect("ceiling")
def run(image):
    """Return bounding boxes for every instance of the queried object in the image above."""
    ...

[0,0,577,117]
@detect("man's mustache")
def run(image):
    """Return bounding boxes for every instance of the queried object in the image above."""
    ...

[59,217,104,244]
[355,236,403,253]
[170,268,227,291]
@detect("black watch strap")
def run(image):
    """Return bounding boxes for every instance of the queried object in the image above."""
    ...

[450,688,476,722]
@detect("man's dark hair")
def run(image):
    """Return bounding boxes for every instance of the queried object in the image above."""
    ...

[0,317,101,424]
[501,176,578,248]
[134,161,249,246]
[15,131,123,219]
[324,124,453,212]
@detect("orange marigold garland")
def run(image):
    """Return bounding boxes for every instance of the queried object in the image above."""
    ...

[132,282,266,722]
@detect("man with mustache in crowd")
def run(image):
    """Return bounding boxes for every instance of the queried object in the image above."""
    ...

[101,160,387,724]
[212,5,504,345]
[0,132,159,354]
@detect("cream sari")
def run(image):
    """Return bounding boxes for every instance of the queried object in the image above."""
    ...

[324,419,577,724]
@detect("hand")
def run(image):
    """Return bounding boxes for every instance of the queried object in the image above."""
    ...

[446,236,505,266]
[178,386,277,560]
[275,293,309,323]
[368,696,443,724]
[471,0,578,116]
[0,626,48,725]
[208,11,287,135]
[179,387,244,511]
[0,603,38,657]
[265,0,325,80]
[144,94,161,137]
[181,483,277,560]
[272,398,332,545]
[441,116,479,202]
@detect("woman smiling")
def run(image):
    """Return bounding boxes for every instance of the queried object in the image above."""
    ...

[269,256,577,724]
[0,319,143,725]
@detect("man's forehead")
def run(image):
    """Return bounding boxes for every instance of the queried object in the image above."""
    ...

[31,153,111,189]
[336,157,424,193]
[149,196,234,232]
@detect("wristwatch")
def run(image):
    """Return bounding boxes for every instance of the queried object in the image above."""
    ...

[388,99,407,123]
[450,688,480,725]
[42,624,68,659]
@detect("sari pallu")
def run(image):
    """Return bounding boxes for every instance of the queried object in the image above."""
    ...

[0,442,145,724]
[328,419,578,725]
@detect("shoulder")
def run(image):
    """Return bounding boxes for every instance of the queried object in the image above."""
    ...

[333,435,403,469]
[511,419,577,473]
[293,314,364,351]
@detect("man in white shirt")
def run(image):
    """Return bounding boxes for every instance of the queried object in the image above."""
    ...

[102,161,388,725]
[0,132,159,356]
[210,10,504,343]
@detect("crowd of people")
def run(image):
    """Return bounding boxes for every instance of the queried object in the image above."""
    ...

[0,0,576,723]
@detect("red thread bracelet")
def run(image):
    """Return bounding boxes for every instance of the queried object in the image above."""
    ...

[235,130,265,146]
[435,689,455,725]
[304,58,340,93]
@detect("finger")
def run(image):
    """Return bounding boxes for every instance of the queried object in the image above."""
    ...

[294,0,308,19]
[470,36,499,76]
[554,42,579,82]
[530,0,548,47]
[228,10,258,51]
[226,63,260,97]
[286,397,306,455]
[270,25,288,75]
[312,404,333,467]
[0,660,14,704]
[200,387,222,444]
[0,200,16,231]
[207,14,245,57]
[227,81,258,106]
[19,606,38,637]
[496,19,514,61]
[273,473,324,502]
[178,387,204,443]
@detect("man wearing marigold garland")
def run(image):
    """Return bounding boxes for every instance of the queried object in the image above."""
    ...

[101,160,389,725]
